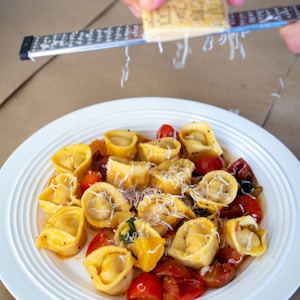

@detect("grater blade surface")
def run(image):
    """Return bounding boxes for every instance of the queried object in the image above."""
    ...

[20,5,300,60]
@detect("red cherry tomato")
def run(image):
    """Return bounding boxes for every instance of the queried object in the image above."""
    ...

[154,257,192,279]
[86,229,113,256]
[219,194,262,223]
[177,278,206,300]
[227,158,257,185]
[194,155,226,176]
[127,272,163,300]
[162,275,206,300]
[217,247,243,266]
[200,263,235,289]
[154,258,205,300]
[161,276,180,300]
[156,124,178,140]
[80,171,102,194]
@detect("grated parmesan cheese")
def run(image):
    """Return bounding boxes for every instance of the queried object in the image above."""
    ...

[120,46,130,89]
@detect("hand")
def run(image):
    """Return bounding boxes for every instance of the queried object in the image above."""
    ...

[279,21,300,53]
[121,0,243,17]
[122,0,300,53]
[120,0,165,17]
[228,0,300,53]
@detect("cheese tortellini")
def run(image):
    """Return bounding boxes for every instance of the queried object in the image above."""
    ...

[103,130,139,160]
[51,143,92,181]
[167,218,219,268]
[38,173,81,215]
[179,122,223,162]
[115,217,165,272]
[138,137,181,164]
[223,216,267,256]
[36,206,87,256]
[150,158,194,195]
[137,193,195,235]
[186,170,238,213]
[35,121,268,297]
[83,246,133,296]
[106,156,151,190]
[81,182,132,229]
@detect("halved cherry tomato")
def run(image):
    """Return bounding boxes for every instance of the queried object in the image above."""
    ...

[219,194,262,223]
[127,272,163,300]
[86,228,113,256]
[156,124,178,140]
[162,276,180,300]
[200,263,235,289]
[217,247,243,266]
[154,258,205,300]
[91,151,108,181]
[161,276,205,300]
[227,158,257,185]
[154,257,192,279]
[80,170,102,194]
[177,278,206,300]
[194,155,226,176]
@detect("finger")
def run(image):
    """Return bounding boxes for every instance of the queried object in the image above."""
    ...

[279,21,300,53]
[226,0,245,7]
[128,5,142,17]
[121,0,142,17]
[140,0,165,10]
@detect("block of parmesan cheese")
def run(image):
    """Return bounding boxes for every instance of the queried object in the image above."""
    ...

[142,0,230,42]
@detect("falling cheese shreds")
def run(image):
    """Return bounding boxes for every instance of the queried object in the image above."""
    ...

[172,34,192,69]
[142,0,230,43]
[120,46,131,89]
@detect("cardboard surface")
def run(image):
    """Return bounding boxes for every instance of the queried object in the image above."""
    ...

[0,0,299,299]
[0,0,116,105]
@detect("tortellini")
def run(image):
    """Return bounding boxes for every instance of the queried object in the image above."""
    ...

[36,206,87,256]
[51,143,92,181]
[178,122,223,162]
[83,246,133,296]
[103,130,138,160]
[38,173,81,215]
[106,156,151,190]
[138,137,181,164]
[223,216,267,256]
[167,218,219,269]
[150,158,194,195]
[35,122,268,297]
[137,193,195,236]
[81,182,132,229]
[115,217,165,272]
[186,170,238,213]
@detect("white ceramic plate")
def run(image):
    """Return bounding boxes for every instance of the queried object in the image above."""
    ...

[0,98,299,300]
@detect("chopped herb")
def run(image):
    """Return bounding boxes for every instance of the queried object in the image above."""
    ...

[119,217,138,244]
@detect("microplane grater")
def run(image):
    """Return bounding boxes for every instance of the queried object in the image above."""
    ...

[19,5,300,60]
